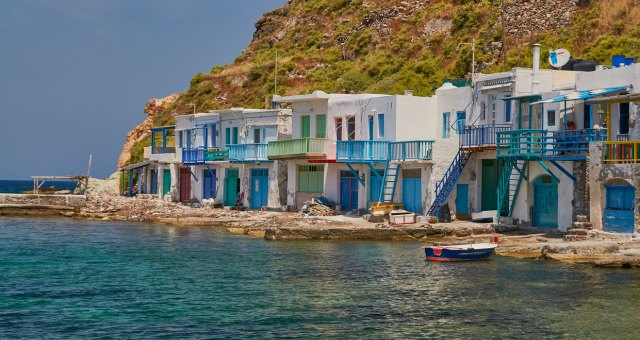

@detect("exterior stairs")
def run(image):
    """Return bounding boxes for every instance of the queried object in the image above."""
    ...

[497,159,527,217]
[378,161,400,202]
[427,149,472,216]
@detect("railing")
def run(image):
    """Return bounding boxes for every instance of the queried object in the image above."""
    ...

[228,144,269,162]
[268,138,326,159]
[182,147,228,163]
[617,134,630,141]
[336,140,389,162]
[459,124,511,148]
[390,140,434,161]
[150,125,176,154]
[604,141,640,163]
[497,129,607,159]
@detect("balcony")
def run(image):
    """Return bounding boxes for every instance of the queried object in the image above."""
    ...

[389,140,433,161]
[497,129,607,160]
[336,140,389,162]
[267,138,326,160]
[182,147,229,164]
[150,126,176,154]
[228,144,269,163]
[459,124,511,149]
[604,141,640,163]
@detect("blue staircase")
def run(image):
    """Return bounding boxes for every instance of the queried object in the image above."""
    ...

[497,159,527,217]
[378,161,400,202]
[427,149,472,216]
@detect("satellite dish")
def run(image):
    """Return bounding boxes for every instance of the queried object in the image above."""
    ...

[549,49,570,68]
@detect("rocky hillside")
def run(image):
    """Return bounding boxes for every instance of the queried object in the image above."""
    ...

[120,0,640,167]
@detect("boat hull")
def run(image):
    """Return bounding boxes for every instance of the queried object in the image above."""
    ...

[424,244,496,262]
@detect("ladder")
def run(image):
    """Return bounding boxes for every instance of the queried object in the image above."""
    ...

[427,149,472,216]
[497,159,527,217]
[378,161,400,202]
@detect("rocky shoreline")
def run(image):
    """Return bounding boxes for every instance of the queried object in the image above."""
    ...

[2,193,639,268]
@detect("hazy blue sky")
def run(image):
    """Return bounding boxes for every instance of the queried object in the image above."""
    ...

[0,0,284,179]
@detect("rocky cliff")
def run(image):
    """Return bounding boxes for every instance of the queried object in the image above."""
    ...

[119,0,640,167]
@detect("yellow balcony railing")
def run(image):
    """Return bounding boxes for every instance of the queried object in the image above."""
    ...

[604,140,640,163]
[268,138,326,159]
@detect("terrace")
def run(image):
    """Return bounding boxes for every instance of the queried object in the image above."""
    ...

[335,140,434,163]
[228,144,269,163]
[267,138,326,160]
[496,129,606,161]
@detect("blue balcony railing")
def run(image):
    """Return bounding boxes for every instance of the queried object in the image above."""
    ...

[497,129,607,160]
[336,140,389,162]
[459,124,511,148]
[228,144,269,162]
[183,147,229,164]
[389,140,433,161]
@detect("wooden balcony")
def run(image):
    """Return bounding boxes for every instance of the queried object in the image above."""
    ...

[182,147,229,164]
[389,140,433,161]
[228,144,269,163]
[336,140,389,163]
[267,138,326,160]
[459,124,511,150]
[497,129,606,161]
[604,140,640,163]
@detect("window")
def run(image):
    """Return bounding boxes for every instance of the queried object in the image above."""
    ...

[442,112,450,139]
[297,165,324,193]
[620,103,630,134]
[456,111,466,132]
[347,116,356,140]
[301,115,311,138]
[210,124,217,147]
[186,130,192,148]
[480,102,486,120]
[225,127,231,145]
[232,127,239,144]
[368,115,374,140]
[504,95,512,122]
[491,102,497,123]
[378,114,385,138]
[584,104,591,129]
[253,128,261,144]
[547,110,556,127]
[316,115,326,138]
[336,118,343,141]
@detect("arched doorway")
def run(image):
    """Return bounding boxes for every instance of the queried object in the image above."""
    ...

[533,175,558,228]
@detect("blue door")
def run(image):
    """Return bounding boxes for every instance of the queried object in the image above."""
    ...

[369,169,384,208]
[533,175,558,228]
[604,185,635,233]
[251,169,269,210]
[340,170,359,211]
[456,184,469,215]
[149,169,158,194]
[203,169,216,200]
[402,169,422,213]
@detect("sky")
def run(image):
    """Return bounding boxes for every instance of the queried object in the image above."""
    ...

[0,0,285,180]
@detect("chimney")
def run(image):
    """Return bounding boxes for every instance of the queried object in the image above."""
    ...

[404,90,413,96]
[532,43,541,74]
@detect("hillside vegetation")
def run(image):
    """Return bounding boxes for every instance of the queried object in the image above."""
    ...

[124,0,640,167]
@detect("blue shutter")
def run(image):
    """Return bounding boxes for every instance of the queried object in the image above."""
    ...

[378,114,385,138]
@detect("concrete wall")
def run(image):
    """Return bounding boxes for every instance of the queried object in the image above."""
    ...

[588,142,639,232]
[0,194,86,207]
[394,95,437,141]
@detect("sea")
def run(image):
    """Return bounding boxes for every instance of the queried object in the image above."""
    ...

[0,217,639,338]
[0,179,79,194]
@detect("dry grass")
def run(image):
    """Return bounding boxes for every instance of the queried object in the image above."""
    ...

[598,0,640,33]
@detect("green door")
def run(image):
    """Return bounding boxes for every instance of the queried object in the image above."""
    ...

[481,159,502,211]
[162,169,171,195]
[224,169,240,206]
[301,116,311,138]
[533,175,558,228]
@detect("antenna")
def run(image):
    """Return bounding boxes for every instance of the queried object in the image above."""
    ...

[549,48,571,68]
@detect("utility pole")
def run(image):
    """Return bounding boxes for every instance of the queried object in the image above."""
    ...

[274,51,278,95]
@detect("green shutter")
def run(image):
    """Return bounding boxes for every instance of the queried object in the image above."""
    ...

[301,116,311,138]
[225,127,231,145]
[232,127,239,144]
[316,115,326,138]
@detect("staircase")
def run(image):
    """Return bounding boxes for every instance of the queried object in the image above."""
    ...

[427,149,472,216]
[497,159,527,217]
[378,161,400,202]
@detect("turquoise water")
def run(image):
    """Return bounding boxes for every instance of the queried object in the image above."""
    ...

[1,218,639,338]
[0,180,78,194]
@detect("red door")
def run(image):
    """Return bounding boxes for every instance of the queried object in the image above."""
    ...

[179,168,192,201]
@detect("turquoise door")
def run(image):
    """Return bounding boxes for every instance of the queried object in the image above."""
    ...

[224,169,240,206]
[251,169,269,210]
[340,171,359,211]
[533,175,558,228]
[162,169,171,195]
[456,184,469,215]
[369,169,384,208]
[604,185,635,233]
[402,169,422,213]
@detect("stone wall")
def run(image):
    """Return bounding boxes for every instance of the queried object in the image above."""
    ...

[572,161,588,219]
[0,194,87,208]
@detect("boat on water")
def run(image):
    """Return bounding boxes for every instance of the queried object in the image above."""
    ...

[424,243,497,262]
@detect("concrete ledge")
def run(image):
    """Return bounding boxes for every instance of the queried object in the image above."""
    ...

[0,194,86,208]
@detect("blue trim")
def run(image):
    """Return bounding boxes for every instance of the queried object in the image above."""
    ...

[536,160,560,183]
[549,160,576,182]
[366,163,383,181]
